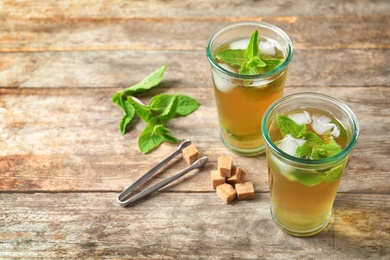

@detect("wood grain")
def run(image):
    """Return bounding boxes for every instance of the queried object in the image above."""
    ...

[1,0,389,258]
[2,0,390,19]
[1,16,389,53]
[0,192,389,259]
[1,49,389,88]
[1,86,389,193]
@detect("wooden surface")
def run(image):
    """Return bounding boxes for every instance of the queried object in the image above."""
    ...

[1,0,389,259]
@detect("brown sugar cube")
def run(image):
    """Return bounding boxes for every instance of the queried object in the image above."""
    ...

[218,155,233,177]
[211,170,225,189]
[235,182,255,200]
[226,166,246,185]
[182,144,199,165]
[216,183,237,204]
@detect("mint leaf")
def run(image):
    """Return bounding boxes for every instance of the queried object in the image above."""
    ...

[150,94,179,124]
[216,49,246,67]
[119,99,136,134]
[319,137,343,157]
[138,124,165,154]
[154,125,178,143]
[276,114,343,160]
[323,164,345,183]
[112,65,166,133]
[112,65,200,154]
[294,131,342,160]
[295,144,310,158]
[138,124,179,154]
[120,115,132,134]
[127,97,154,124]
[123,65,166,95]
[239,30,266,75]
[176,94,199,116]
[215,30,283,76]
[262,57,285,72]
[276,115,306,138]
[244,30,259,60]
[286,170,324,187]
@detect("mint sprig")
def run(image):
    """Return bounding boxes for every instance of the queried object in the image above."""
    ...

[215,30,284,75]
[112,65,199,154]
[276,115,342,160]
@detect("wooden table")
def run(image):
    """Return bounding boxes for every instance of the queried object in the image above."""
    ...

[1,0,389,259]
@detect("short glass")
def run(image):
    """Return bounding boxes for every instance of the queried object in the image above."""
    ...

[262,92,360,236]
[206,21,293,156]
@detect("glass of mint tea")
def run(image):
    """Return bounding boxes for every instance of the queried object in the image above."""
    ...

[262,92,359,236]
[206,21,293,156]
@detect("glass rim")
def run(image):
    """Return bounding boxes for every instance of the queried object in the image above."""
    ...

[261,92,360,165]
[206,20,293,80]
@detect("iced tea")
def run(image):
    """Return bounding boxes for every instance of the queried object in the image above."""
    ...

[262,93,359,236]
[206,21,293,156]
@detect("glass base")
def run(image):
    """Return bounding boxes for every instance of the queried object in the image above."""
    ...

[270,207,332,237]
[220,132,265,157]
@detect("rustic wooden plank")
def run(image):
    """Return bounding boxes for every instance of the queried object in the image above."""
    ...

[1,87,389,192]
[1,49,389,88]
[1,16,389,52]
[0,192,388,259]
[2,0,390,19]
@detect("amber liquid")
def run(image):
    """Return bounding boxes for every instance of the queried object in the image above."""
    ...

[267,108,349,236]
[268,158,344,235]
[213,71,286,154]
[213,36,288,155]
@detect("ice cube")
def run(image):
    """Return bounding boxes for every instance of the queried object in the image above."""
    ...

[230,39,250,50]
[217,62,236,73]
[330,126,340,137]
[288,111,312,125]
[277,134,306,157]
[259,41,276,56]
[212,64,235,93]
[313,114,331,123]
[311,114,340,137]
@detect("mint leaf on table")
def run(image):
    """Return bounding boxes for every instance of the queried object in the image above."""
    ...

[149,94,179,124]
[215,30,283,75]
[119,99,136,134]
[138,124,165,154]
[112,65,166,105]
[175,94,200,116]
[112,65,199,154]
[138,124,178,154]
[127,97,155,124]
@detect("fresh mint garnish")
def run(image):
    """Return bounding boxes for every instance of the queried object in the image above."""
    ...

[215,30,284,75]
[276,115,342,160]
[216,49,246,68]
[112,65,199,154]
[276,115,306,139]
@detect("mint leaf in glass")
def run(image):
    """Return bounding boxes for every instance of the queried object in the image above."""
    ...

[215,49,246,68]
[215,30,282,75]
[276,114,343,160]
[276,115,306,138]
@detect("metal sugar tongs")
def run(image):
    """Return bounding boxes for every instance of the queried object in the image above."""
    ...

[117,140,208,207]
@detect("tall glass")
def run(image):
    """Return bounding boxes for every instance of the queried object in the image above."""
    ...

[262,93,360,236]
[206,21,293,156]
